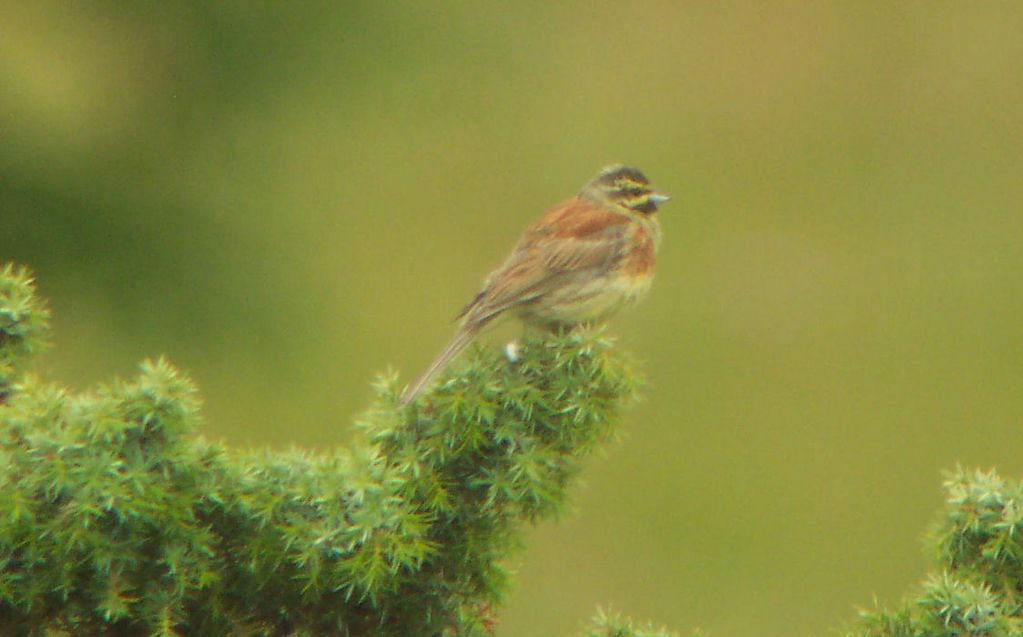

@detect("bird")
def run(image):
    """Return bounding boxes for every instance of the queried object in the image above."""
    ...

[400,164,668,405]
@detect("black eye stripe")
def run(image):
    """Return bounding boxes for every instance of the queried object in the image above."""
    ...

[607,186,648,199]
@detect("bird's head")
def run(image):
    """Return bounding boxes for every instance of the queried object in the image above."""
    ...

[582,164,670,214]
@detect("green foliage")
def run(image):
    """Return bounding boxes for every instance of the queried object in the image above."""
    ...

[9,261,1023,637]
[0,264,641,635]
[0,264,50,403]
[578,608,689,637]
[848,468,1023,637]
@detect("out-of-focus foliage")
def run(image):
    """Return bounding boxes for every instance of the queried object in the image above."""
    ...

[3,4,1022,636]
[0,265,51,401]
[578,608,687,637]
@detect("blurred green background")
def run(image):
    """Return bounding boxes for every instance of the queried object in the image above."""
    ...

[3,2,1022,635]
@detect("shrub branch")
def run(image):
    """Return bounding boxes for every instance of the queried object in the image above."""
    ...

[4,263,1023,637]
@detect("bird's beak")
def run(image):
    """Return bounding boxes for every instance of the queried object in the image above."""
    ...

[648,192,671,205]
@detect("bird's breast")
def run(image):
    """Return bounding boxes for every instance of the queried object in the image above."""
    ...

[623,223,657,276]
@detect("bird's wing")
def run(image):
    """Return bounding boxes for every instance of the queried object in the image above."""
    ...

[458,197,631,324]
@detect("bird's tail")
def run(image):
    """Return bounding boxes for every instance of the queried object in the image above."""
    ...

[400,325,479,405]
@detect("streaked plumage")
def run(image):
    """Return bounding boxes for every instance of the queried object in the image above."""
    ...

[400,164,668,405]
